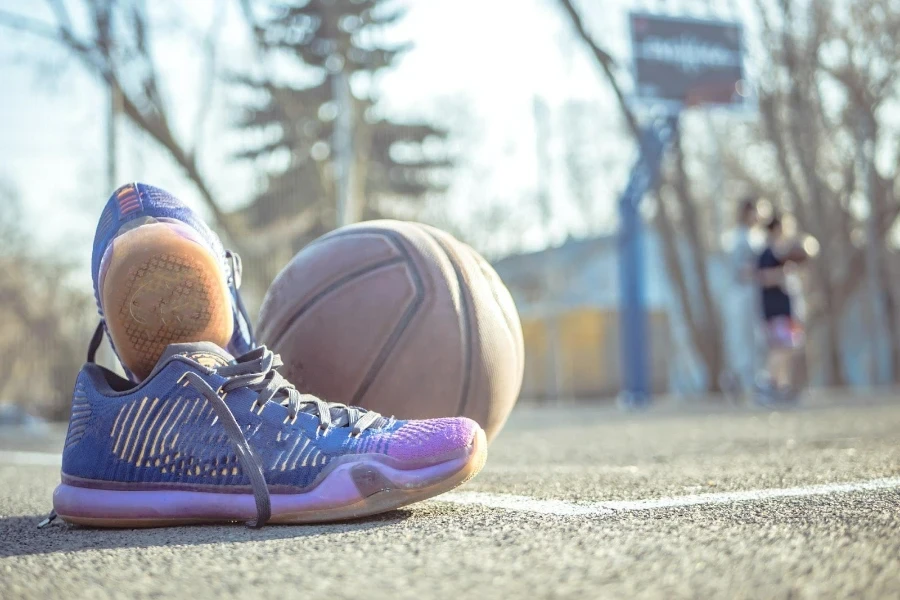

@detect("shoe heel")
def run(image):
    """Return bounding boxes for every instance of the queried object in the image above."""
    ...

[100,222,234,379]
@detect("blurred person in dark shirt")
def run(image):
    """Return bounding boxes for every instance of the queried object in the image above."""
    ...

[757,212,808,398]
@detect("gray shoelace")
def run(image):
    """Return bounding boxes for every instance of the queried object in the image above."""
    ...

[217,348,384,435]
[180,347,384,528]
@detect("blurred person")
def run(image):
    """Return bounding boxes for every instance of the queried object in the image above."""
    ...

[757,213,807,399]
[722,197,762,395]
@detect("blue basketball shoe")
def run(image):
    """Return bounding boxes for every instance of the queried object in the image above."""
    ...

[90,182,255,380]
[48,342,487,527]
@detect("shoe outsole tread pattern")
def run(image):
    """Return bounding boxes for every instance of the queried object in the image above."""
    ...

[101,223,234,379]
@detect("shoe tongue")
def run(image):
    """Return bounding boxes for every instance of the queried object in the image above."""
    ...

[159,342,234,369]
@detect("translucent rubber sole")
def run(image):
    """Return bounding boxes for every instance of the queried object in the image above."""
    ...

[53,428,487,527]
[99,222,234,380]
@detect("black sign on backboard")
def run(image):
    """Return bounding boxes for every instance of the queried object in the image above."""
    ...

[630,13,746,110]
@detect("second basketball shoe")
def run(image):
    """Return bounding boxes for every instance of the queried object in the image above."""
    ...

[92,183,255,380]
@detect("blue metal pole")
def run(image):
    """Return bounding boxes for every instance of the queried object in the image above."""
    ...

[619,188,649,405]
[617,114,679,409]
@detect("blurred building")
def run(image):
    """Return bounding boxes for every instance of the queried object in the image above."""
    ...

[492,230,707,401]
[493,228,900,401]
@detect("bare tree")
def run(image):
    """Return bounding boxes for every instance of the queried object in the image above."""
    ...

[0,182,94,419]
[733,0,900,384]
[560,101,623,235]
[0,1,242,245]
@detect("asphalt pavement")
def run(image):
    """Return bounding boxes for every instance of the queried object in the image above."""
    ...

[2,395,899,599]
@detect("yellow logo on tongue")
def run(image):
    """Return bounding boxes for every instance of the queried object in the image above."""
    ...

[184,351,230,369]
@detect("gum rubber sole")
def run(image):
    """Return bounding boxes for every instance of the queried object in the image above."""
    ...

[100,222,234,380]
[54,429,488,528]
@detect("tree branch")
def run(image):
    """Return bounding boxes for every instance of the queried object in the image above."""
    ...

[0,10,63,40]
[46,0,73,31]
[653,195,705,359]
[556,0,640,139]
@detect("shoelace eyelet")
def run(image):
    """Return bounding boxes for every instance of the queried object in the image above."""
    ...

[174,346,384,528]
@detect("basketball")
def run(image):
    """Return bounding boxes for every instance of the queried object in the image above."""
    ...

[785,239,810,264]
[257,220,524,442]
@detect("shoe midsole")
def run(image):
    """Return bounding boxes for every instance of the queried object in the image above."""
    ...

[53,449,471,521]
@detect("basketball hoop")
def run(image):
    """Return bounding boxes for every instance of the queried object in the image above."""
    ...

[616,11,751,405]
[629,12,747,113]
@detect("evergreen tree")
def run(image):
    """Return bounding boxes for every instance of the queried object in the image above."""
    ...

[233,0,452,247]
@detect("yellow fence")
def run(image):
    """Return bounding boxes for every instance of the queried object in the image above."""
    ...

[520,307,670,400]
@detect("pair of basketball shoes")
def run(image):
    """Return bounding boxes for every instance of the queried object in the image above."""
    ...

[46,183,486,528]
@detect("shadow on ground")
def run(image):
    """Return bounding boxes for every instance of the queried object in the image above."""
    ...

[0,510,414,558]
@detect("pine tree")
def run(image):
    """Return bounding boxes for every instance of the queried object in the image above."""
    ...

[233,0,452,250]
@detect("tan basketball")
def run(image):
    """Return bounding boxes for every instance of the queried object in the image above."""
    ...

[257,220,524,442]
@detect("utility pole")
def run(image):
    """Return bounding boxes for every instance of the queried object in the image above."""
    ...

[97,0,117,193]
[331,57,355,228]
[107,82,119,192]
[102,76,119,371]
[858,111,890,384]
[533,96,553,224]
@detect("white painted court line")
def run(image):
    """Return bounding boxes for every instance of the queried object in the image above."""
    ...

[2,449,897,516]
[487,464,641,475]
[439,477,900,517]
[0,450,62,467]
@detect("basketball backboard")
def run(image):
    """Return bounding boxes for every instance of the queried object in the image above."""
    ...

[629,12,748,113]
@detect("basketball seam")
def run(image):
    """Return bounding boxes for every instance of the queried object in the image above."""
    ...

[267,256,406,350]
[268,228,427,405]
[472,250,524,378]
[417,226,475,417]
[342,231,426,405]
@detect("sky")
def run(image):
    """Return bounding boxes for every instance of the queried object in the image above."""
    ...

[0,0,756,271]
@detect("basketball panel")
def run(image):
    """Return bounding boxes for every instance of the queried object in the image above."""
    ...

[352,222,468,419]
[268,261,421,405]
[258,232,405,348]
[417,224,524,440]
